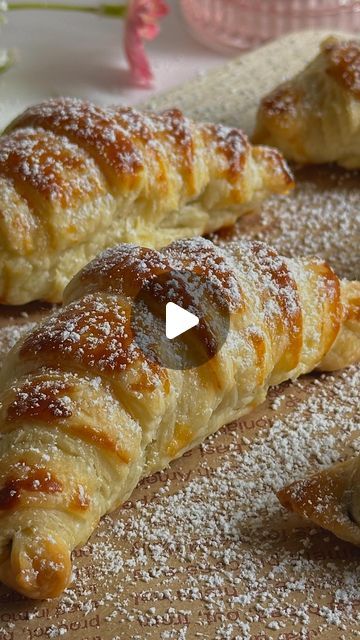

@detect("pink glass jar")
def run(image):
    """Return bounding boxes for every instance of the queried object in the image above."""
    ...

[180,0,360,53]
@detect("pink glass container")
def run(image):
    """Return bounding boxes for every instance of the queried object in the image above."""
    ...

[180,0,360,53]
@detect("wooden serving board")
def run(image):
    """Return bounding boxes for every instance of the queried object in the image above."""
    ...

[0,31,359,640]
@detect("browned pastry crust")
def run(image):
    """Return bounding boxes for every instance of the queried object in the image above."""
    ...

[0,98,293,304]
[277,456,360,547]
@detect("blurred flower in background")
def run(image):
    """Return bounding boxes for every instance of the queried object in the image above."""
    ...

[125,0,169,86]
[0,0,169,86]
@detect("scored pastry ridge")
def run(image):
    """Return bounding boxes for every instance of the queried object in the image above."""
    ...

[0,97,293,305]
[0,236,358,599]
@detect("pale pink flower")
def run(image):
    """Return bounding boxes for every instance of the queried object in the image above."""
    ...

[124,0,168,88]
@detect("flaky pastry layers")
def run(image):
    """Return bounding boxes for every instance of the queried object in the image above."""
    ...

[0,97,293,304]
[254,36,360,168]
[0,237,358,599]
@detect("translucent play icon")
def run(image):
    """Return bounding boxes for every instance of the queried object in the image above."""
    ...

[130,268,230,371]
[165,302,199,340]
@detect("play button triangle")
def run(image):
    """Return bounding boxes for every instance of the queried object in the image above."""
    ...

[165,302,199,340]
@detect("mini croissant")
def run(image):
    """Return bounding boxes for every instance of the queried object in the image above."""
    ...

[254,36,360,168]
[0,97,293,305]
[0,237,359,599]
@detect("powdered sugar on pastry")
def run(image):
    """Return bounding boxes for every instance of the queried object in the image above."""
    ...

[0,237,357,602]
[0,97,294,305]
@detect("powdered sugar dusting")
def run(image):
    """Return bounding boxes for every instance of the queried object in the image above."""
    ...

[74,367,359,638]
[0,321,36,366]
[0,164,358,639]
[75,238,244,314]
[3,366,356,639]
[214,166,360,281]
[0,127,103,206]
[324,37,360,98]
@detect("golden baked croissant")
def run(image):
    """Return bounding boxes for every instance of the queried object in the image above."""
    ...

[0,97,293,305]
[253,36,360,168]
[0,237,359,600]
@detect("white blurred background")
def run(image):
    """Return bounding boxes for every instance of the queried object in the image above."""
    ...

[0,0,227,129]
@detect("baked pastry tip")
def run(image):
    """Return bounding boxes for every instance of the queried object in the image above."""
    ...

[278,454,360,548]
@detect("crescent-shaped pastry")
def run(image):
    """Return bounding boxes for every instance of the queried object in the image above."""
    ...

[253,36,360,168]
[0,97,293,305]
[0,237,358,599]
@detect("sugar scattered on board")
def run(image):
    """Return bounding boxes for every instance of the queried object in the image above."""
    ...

[0,322,36,365]
[11,365,357,639]
[213,166,360,282]
[0,166,359,638]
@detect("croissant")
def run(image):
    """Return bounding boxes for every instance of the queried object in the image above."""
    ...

[253,36,360,168]
[0,97,293,305]
[0,237,358,599]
